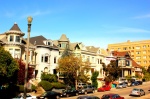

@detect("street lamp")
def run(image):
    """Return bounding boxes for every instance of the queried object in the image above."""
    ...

[24,16,33,99]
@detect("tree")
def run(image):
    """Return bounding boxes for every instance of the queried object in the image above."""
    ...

[17,59,34,85]
[0,46,19,85]
[91,71,99,88]
[57,54,91,89]
[102,60,121,83]
[147,66,150,73]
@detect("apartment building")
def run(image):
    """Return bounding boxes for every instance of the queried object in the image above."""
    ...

[108,40,150,68]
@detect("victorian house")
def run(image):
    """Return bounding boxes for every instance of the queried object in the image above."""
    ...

[0,23,25,59]
[29,35,59,80]
[53,34,107,85]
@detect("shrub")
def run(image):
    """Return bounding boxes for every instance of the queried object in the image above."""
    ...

[38,81,53,91]
[41,73,58,82]
[51,82,66,89]
[17,84,37,92]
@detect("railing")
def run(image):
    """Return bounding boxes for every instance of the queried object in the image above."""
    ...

[134,68,142,72]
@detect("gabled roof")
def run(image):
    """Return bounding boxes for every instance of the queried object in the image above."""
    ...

[112,51,129,57]
[70,42,78,50]
[112,51,141,68]
[30,35,47,45]
[59,34,69,41]
[86,46,99,53]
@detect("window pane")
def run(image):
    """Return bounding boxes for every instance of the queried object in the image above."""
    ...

[10,35,14,42]
[16,36,20,42]
[45,56,48,62]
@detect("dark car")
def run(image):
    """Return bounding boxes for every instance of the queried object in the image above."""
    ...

[77,95,100,99]
[136,81,143,85]
[130,81,139,86]
[78,85,95,94]
[60,89,79,97]
[36,91,61,99]
[101,93,124,99]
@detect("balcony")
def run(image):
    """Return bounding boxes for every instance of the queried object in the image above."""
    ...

[134,68,142,72]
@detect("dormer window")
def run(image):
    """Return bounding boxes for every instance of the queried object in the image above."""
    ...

[47,42,51,45]
[16,36,20,42]
[10,35,14,42]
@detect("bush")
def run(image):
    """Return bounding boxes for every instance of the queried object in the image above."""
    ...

[51,82,66,89]
[41,73,58,82]
[17,84,37,92]
[38,81,53,91]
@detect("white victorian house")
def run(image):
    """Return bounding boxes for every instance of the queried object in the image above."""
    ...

[29,35,59,80]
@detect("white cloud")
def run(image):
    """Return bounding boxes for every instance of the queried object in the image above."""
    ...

[4,12,15,18]
[133,14,150,19]
[20,10,51,19]
[101,26,150,34]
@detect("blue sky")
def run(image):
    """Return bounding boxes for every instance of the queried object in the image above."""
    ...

[0,0,150,49]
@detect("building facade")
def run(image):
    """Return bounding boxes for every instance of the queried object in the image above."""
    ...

[108,40,150,68]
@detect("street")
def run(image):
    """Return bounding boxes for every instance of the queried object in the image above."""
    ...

[62,81,150,99]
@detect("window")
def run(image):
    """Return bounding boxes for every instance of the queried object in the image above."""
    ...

[136,46,140,49]
[143,56,146,59]
[92,57,94,63]
[41,55,44,62]
[15,36,20,42]
[14,49,20,58]
[144,61,147,64]
[143,50,146,54]
[10,35,14,42]
[123,47,127,50]
[137,61,141,64]
[143,45,146,49]
[46,41,51,45]
[54,57,56,63]
[45,56,48,63]
[136,51,140,54]
[61,43,66,48]
[9,48,13,57]
[41,55,49,63]
[136,56,141,59]
[87,56,90,62]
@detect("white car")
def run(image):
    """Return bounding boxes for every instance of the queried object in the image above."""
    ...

[12,93,37,99]
[130,88,145,97]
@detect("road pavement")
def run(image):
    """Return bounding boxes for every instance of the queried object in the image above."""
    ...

[61,81,150,99]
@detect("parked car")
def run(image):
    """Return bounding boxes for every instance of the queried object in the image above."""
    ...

[78,85,95,94]
[77,95,100,99]
[97,85,111,92]
[78,83,87,88]
[116,83,127,89]
[12,93,36,99]
[136,81,143,85]
[130,81,139,86]
[36,91,61,99]
[60,89,79,97]
[101,93,124,99]
[129,88,145,97]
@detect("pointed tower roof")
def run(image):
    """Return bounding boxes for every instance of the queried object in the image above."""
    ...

[5,22,25,36]
[10,22,21,31]
[59,34,69,42]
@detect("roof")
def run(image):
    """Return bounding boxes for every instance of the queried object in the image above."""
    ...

[5,23,25,36]
[86,46,99,53]
[59,34,69,41]
[112,51,141,68]
[112,51,129,57]
[30,35,47,45]
[10,23,21,31]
